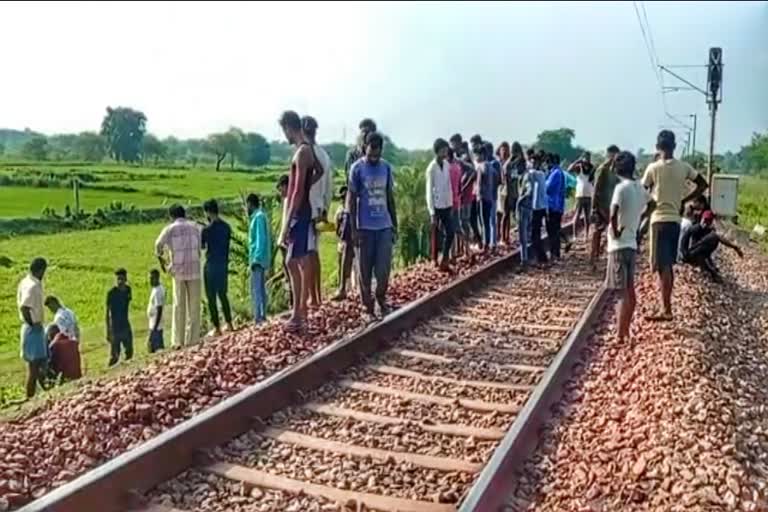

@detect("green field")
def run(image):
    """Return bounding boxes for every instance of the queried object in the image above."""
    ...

[0,221,338,403]
[0,161,346,404]
[0,163,285,219]
[738,175,768,234]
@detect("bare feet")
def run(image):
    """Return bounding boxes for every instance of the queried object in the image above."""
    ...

[645,310,673,322]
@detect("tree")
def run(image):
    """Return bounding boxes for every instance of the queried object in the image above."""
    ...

[20,135,49,160]
[142,134,167,165]
[74,132,106,162]
[100,106,147,163]
[47,134,79,160]
[241,132,271,167]
[534,128,584,162]
[742,131,768,173]
[269,140,293,163]
[322,143,348,167]
[0,142,4,158]
[204,128,243,171]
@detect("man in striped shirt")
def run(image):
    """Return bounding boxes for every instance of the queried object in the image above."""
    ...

[155,204,202,348]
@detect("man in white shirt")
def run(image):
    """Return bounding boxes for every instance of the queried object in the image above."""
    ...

[426,138,455,271]
[44,296,80,342]
[155,204,202,348]
[17,257,48,398]
[303,115,333,308]
[147,269,166,353]
[568,151,595,242]
[606,151,651,344]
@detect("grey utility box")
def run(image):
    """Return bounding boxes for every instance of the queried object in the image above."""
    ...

[711,174,740,218]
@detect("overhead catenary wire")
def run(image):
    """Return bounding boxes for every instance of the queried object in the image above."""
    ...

[632,2,692,135]
[633,1,667,123]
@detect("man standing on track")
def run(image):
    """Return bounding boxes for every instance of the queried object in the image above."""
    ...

[248,193,271,323]
[590,145,620,269]
[501,142,524,245]
[17,257,48,398]
[484,141,501,248]
[304,115,333,308]
[516,158,534,264]
[530,153,549,264]
[447,148,464,257]
[606,151,650,344]
[545,153,567,260]
[344,118,377,183]
[155,204,202,347]
[334,119,375,301]
[642,130,707,321]
[458,143,481,249]
[277,110,323,333]
[569,151,595,242]
[348,132,397,318]
[202,199,233,336]
[426,138,455,270]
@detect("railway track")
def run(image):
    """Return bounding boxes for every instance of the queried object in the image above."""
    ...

[21,234,610,512]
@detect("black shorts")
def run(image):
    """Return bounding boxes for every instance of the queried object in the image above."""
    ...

[576,197,592,218]
[651,221,681,272]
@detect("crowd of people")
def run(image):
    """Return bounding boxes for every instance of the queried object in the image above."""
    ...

[14,116,738,399]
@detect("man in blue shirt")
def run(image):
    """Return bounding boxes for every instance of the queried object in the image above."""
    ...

[530,153,549,263]
[348,132,398,318]
[545,153,567,260]
[247,194,271,324]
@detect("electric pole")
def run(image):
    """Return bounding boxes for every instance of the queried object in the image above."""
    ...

[689,114,697,158]
[706,47,723,191]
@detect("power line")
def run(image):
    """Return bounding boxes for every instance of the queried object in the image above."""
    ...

[633,0,670,125]
[633,1,661,86]
[640,2,661,77]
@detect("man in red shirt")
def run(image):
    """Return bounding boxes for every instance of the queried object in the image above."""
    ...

[47,324,82,382]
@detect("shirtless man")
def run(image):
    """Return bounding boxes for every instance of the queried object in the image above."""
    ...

[277,111,323,332]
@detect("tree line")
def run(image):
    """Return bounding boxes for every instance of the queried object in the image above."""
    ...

[0,106,432,170]
[2,105,764,172]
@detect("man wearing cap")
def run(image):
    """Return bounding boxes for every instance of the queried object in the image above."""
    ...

[680,210,743,283]
[642,130,708,320]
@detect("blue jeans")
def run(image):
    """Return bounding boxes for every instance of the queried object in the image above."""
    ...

[480,200,493,248]
[517,205,532,263]
[250,265,267,323]
[490,199,498,246]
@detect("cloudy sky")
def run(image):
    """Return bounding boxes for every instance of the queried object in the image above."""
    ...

[1,1,766,153]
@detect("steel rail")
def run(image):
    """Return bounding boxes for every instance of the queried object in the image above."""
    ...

[459,281,609,511]
[21,225,564,512]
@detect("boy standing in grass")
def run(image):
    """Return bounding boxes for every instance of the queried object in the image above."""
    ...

[106,268,133,366]
[247,193,271,324]
[147,269,166,353]
[606,151,650,343]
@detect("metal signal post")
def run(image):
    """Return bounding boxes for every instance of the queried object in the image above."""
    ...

[706,47,723,192]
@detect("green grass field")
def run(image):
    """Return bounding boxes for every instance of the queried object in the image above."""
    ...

[737,176,768,234]
[0,221,339,403]
[0,163,285,219]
